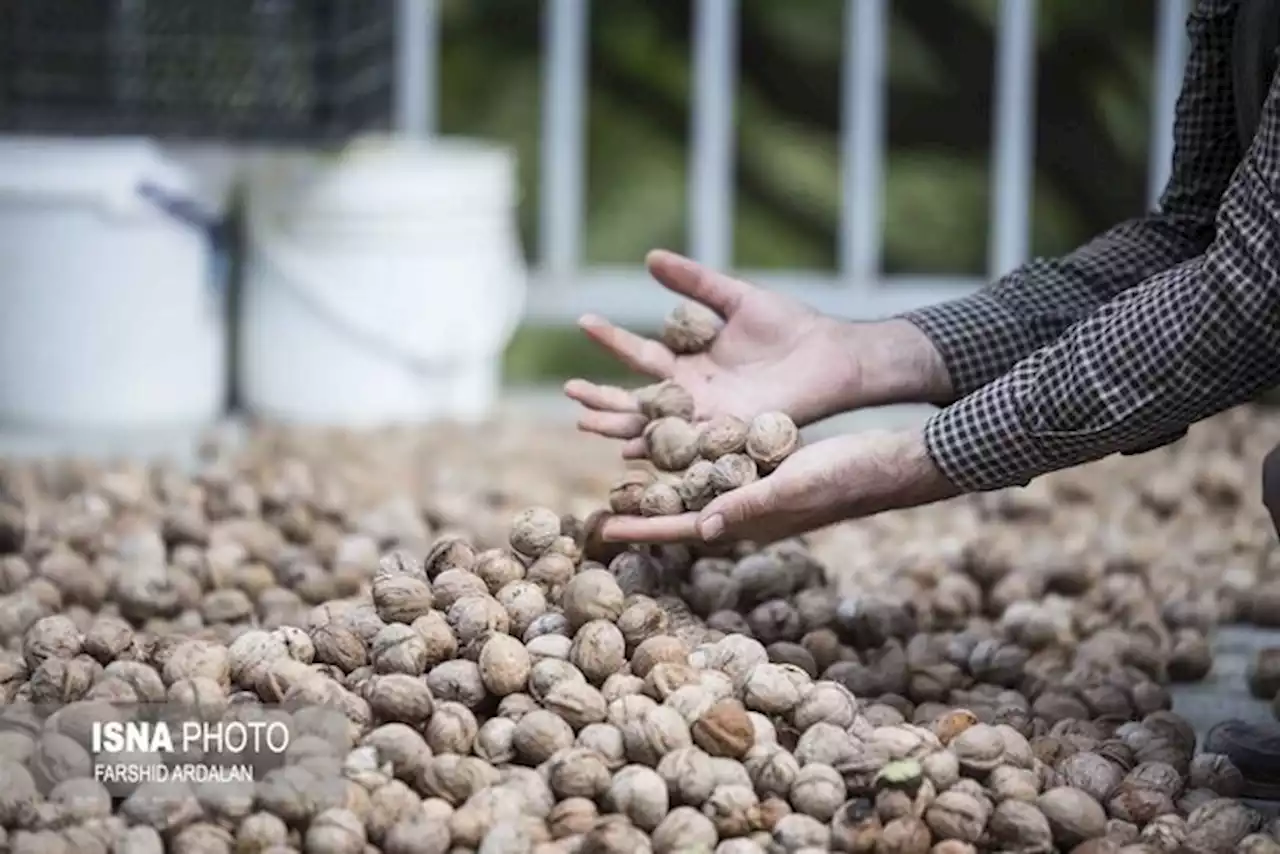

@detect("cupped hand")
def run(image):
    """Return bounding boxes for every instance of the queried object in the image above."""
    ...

[565,250,861,459]
[594,429,961,544]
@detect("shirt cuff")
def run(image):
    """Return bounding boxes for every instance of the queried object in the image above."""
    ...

[901,289,1041,400]
[920,374,1050,494]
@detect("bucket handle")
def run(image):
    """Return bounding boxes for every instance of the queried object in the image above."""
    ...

[137,181,230,248]
[250,220,526,379]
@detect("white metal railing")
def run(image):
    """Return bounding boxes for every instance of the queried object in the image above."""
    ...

[395,0,1192,327]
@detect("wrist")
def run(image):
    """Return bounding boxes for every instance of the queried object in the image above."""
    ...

[839,319,955,408]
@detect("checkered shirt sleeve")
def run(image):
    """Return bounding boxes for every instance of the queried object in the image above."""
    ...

[904,0,1241,401]
[904,0,1280,494]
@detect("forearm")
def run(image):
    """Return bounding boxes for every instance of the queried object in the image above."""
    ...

[925,150,1280,493]
[902,216,1219,400]
[903,0,1239,402]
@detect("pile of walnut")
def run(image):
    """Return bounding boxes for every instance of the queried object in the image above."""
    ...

[610,301,799,518]
[2,380,1280,852]
[0,463,1275,854]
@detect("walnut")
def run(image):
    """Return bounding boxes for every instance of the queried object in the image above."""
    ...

[644,418,701,473]
[879,816,933,854]
[423,701,478,754]
[922,751,961,791]
[579,723,627,770]
[605,765,670,831]
[1183,798,1261,853]
[562,570,625,631]
[581,814,652,854]
[383,816,451,854]
[549,797,598,839]
[696,415,749,461]
[1038,787,1108,848]
[989,800,1053,853]
[1187,753,1245,797]
[447,594,511,648]
[639,483,685,517]
[709,454,759,493]
[477,634,530,696]
[610,470,656,516]
[533,557,581,601]
[570,620,627,685]
[1138,814,1186,852]
[951,723,1005,774]
[513,710,575,765]
[497,582,549,639]
[678,461,719,512]
[530,659,587,703]
[306,808,366,854]
[636,381,696,421]
[23,615,82,669]
[335,589,407,645]
[924,790,988,843]
[1057,753,1124,803]
[702,784,759,838]
[658,745,717,805]
[624,705,694,766]
[790,762,845,821]
[661,300,723,354]
[691,698,755,759]
[547,748,612,800]
[425,659,486,709]
[742,665,798,717]
[1248,648,1280,699]
[631,636,689,679]
[1167,629,1212,682]
[417,755,499,810]
[370,624,429,675]
[474,549,526,594]
[986,765,1040,803]
[617,599,668,652]
[652,805,718,854]
[410,612,459,669]
[793,682,857,730]
[510,508,562,558]
[744,744,800,799]
[236,812,289,853]
[744,412,799,471]
[430,569,488,612]
[542,680,608,730]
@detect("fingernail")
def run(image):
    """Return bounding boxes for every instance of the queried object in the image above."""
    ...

[699,514,725,542]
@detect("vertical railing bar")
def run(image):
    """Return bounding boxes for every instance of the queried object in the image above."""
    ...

[988,0,1038,279]
[1148,0,1190,207]
[111,0,146,121]
[539,0,589,275]
[839,0,888,286]
[394,0,439,138]
[689,0,738,271]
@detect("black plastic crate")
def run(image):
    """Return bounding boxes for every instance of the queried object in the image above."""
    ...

[0,0,395,142]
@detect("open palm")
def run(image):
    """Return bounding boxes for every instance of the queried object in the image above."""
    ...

[565,250,857,458]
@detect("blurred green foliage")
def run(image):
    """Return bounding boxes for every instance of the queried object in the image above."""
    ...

[433,1,1163,385]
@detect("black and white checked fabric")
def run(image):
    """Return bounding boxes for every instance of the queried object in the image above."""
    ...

[901,0,1280,494]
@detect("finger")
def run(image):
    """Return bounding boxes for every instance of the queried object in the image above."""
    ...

[598,512,701,544]
[697,477,778,542]
[563,379,640,413]
[621,438,648,460]
[577,410,648,440]
[646,249,750,317]
[579,315,675,379]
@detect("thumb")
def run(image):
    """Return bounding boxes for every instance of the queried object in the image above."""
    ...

[697,478,777,542]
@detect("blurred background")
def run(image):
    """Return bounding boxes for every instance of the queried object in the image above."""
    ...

[0,0,1193,444]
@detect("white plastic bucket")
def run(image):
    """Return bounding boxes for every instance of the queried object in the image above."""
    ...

[239,136,526,427]
[0,135,227,432]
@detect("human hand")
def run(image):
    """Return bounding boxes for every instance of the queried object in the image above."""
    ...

[565,250,950,459]
[595,428,961,544]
